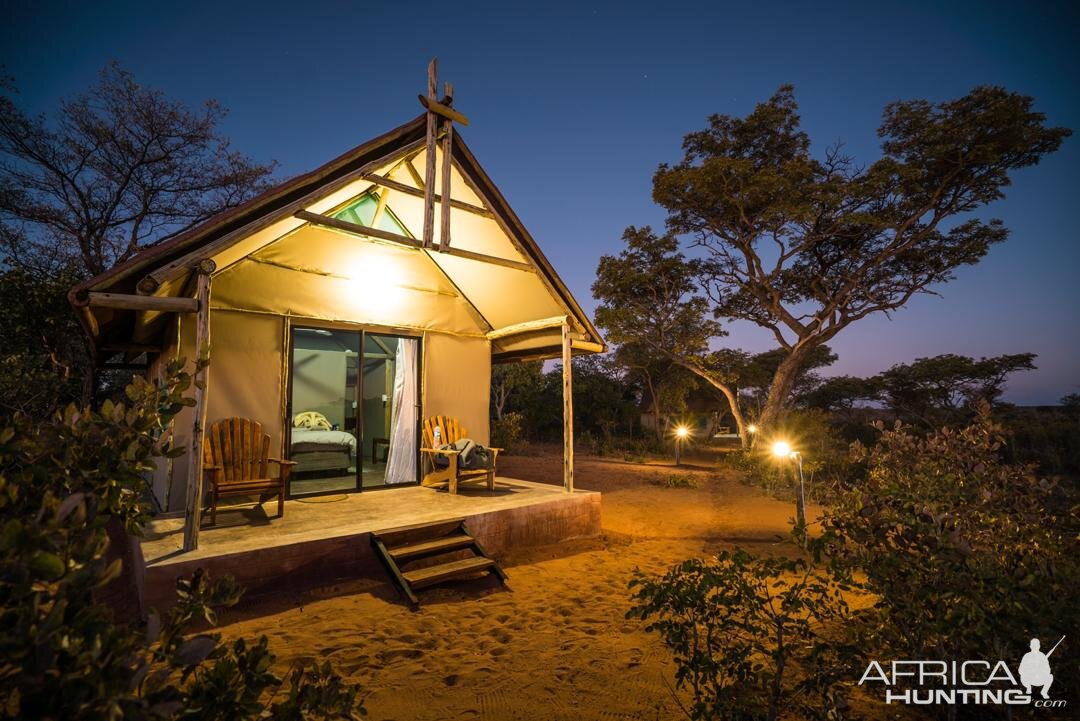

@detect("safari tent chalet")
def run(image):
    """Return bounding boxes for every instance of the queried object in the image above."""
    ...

[68,105,604,561]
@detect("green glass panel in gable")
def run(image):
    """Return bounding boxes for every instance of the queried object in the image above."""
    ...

[331,193,414,238]
[332,193,376,225]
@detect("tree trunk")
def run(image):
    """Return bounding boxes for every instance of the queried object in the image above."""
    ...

[642,371,662,442]
[81,359,96,408]
[757,345,814,432]
[714,381,750,448]
[673,359,750,448]
[493,383,506,421]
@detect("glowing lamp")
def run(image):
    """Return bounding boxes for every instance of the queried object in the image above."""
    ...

[343,255,405,314]
[771,440,793,458]
[675,425,690,439]
[747,424,758,434]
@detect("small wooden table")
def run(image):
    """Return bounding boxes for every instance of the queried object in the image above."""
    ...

[372,437,390,464]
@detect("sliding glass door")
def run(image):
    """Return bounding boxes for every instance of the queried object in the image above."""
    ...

[287,326,419,497]
[361,333,419,487]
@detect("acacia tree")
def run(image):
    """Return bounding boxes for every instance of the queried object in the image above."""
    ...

[646,84,1068,432]
[736,344,836,419]
[0,63,275,409]
[593,227,752,444]
[876,352,1036,427]
[593,228,836,445]
[0,62,276,277]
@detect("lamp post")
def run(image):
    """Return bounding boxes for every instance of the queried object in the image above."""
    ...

[771,440,807,536]
[674,425,690,466]
[746,423,758,449]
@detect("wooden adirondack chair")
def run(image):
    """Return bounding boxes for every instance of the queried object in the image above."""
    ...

[202,417,296,525]
[420,415,500,495]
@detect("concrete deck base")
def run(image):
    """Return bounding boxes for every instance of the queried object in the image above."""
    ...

[136,478,600,611]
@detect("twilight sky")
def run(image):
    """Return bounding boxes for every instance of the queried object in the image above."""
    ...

[3,1,1078,404]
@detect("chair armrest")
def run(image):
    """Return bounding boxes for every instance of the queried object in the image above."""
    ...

[420,447,461,456]
[268,458,298,466]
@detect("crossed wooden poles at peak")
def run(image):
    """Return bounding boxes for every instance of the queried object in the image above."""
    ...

[419,58,469,254]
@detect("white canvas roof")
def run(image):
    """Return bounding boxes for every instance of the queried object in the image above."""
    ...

[70,114,604,362]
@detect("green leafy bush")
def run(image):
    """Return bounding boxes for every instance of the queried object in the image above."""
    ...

[628,549,852,721]
[997,402,1080,477]
[0,265,92,417]
[491,410,524,451]
[0,358,364,719]
[658,473,698,489]
[821,406,1079,710]
[619,435,671,463]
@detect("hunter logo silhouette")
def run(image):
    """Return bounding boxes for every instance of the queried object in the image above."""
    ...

[1019,636,1064,699]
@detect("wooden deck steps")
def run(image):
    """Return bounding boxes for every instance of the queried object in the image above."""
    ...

[370,518,508,609]
[404,556,496,588]
[389,534,476,561]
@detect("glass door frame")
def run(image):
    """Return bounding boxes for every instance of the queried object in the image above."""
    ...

[285,322,423,498]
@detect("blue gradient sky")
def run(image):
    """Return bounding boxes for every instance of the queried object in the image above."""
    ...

[3,1,1077,403]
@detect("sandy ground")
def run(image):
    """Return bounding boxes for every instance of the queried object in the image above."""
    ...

[216,449,814,720]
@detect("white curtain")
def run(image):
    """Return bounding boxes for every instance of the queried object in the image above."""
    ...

[384,338,418,484]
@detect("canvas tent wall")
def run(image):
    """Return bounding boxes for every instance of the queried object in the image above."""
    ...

[71,113,602,513]
[147,310,490,512]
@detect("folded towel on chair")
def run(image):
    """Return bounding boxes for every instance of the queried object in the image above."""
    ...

[433,438,495,470]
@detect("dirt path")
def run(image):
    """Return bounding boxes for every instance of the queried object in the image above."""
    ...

[217,451,808,720]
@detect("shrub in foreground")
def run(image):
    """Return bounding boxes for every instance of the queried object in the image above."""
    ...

[628,549,852,721]
[821,406,1079,717]
[0,359,364,719]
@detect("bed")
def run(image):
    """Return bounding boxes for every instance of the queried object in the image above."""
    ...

[289,412,357,474]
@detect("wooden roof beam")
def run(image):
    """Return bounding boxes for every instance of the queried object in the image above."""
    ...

[134,138,427,295]
[418,95,470,126]
[295,210,423,248]
[486,316,570,340]
[76,291,199,314]
[405,159,426,189]
[294,210,535,273]
[363,173,493,218]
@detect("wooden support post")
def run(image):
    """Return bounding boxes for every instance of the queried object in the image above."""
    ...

[439,81,454,252]
[371,188,389,227]
[562,321,574,493]
[405,159,426,190]
[422,59,438,249]
[181,261,214,551]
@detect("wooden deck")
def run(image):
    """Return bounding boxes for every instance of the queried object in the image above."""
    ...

[134,478,600,611]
